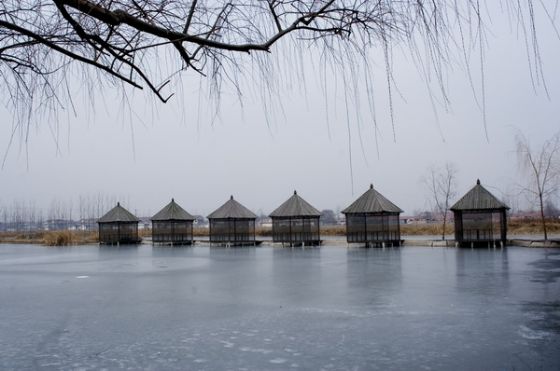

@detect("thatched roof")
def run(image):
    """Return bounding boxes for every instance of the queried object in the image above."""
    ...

[342,184,403,214]
[269,190,321,218]
[98,202,139,223]
[207,196,257,219]
[152,198,195,221]
[450,179,509,211]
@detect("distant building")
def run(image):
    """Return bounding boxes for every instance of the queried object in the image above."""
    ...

[207,196,257,246]
[151,198,195,245]
[450,179,509,247]
[97,202,141,245]
[269,190,321,246]
[342,184,402,247]
[45,219,69,231]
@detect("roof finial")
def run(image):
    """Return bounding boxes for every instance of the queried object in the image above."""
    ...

[476,179,481,185]
[230,195,234,200]
[294,190,297,195]
[172,197,174,202]
[117,201,120,206]
[370,183,374,189]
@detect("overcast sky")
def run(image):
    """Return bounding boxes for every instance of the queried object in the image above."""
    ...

[1,5,559,218]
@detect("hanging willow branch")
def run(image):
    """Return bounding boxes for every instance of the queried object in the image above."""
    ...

[0,1,555,118]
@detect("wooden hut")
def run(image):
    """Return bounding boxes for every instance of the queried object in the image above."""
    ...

[269,190,321,246]
[207,196,257,246]
[450,179,509,247]
[97,202,141,245]
[342,184,403,247]
[151,198,195,245]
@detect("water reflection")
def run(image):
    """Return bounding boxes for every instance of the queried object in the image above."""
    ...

[527,250,560,284]
[150,244,195,258]
[455,248,510,296]
[208,245,258,259]
[521,250,560,338]
[270,247,325,307]
[97,244,139,256]
[346,247,402,307]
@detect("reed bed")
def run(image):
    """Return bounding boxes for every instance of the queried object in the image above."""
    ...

[508,219,560,235]
[0,231,98,246]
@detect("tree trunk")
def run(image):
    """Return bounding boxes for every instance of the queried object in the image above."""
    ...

[539,194,548,241]
[442,214,447,241]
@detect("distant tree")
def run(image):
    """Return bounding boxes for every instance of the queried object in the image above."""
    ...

[516,132,560,241]
[423,163,457,240]
[320,209,337,225]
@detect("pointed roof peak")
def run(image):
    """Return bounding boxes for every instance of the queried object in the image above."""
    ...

[171,197,175,202]
[208,197,256,219]
[451,182,509,211]
[152,199,195,221]
[342,185,402,214]
[370,183,374,189]
[270,191,320,217]
[294,190,297,195]
[98,203,139,223]
[230,195,234,200]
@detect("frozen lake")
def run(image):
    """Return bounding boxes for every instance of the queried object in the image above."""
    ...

[0,244,559,370]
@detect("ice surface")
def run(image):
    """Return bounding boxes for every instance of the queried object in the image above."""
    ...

[0,244,559,370]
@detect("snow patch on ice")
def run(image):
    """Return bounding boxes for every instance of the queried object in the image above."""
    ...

[518,325,550,340]
[220,340,234,348]
[269,358,287,364]
[239,347,272,354]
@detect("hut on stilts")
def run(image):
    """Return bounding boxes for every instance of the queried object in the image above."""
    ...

[207,196,257,246]
[450,179,509,248]
[98,202,141,245]
[151,198,195,245]
[342,184,403,247]
[269,190,321,246]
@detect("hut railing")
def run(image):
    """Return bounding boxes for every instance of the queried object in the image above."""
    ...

[461,211,503,242]
[209,219,256,243]
[152,220,193,243]
[272,217,320,243]
[99,222,139,244]
[346,213,400,243]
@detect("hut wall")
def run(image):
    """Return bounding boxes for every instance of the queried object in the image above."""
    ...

[99,222,139,244]
[346,213,400,244]
[453,211,463,242]
[209,219,255,244]
[152,220,193,244]
[272,217,320,244]
[454,210,507,245]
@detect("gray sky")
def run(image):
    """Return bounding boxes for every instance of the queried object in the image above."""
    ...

[1,5,559,218]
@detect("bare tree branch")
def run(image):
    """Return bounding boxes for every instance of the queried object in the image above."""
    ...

[516,131,560,241]
[423,162,457,240]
